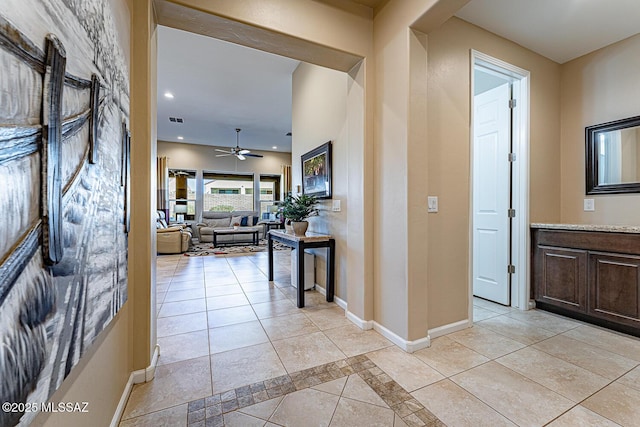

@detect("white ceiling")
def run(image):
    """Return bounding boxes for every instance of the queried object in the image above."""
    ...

[157,26,299,152]
[455,0,640,64]
[157,0,640,152]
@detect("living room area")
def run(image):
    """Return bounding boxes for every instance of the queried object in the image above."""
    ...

[153,21,359,300]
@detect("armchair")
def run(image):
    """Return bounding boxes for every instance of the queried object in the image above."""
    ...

[156,210,191,254]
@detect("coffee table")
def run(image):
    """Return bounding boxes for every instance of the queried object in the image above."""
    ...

[212,227,260,247]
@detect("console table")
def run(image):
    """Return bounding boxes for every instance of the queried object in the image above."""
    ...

[268,230,335,308]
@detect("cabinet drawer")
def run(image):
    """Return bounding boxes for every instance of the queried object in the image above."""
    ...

[589,252,640,327]
[535,246,587,312]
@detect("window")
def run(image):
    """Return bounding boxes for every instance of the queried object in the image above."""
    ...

[203,172,254,212]
[211,188,240,195]
[259,174,281,219]
[168,170,196,221]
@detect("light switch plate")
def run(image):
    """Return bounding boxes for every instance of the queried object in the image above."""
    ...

[584,198,595,211]
[427,196,438,213]
[332,199,341,212]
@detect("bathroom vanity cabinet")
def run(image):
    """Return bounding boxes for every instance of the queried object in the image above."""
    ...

[531,224,640,337]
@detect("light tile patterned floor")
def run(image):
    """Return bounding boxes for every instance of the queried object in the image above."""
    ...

[120,251,640,426]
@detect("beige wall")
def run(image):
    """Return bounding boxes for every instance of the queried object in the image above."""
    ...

[158,141,291,176]
[292,62,349,298]
[560,33,640,225]
[158,140,292,219]
[424,16,561,328]
[37,312,131,426]
[129,0,158,373]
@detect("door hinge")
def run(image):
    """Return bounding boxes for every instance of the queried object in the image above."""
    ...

[509,99,517,109]
[508,152,516,162]
[507,264,516,274]
[508,209,516,218]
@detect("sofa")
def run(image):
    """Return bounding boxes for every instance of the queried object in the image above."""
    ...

[196,211,263,244]
[156,210,192,254]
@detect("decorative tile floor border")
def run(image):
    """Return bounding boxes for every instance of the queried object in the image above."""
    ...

[186,354,444,427]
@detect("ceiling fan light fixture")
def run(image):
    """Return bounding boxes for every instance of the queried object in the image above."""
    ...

[214,128,263,160]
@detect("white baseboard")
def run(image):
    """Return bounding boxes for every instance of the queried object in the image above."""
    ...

[110,373,134,427]
[372,321,431,353]
[428,319,471,339]
[346,310,374,330]
[111,344,160,427]
[314,289,443,353]
[314,285,347,310]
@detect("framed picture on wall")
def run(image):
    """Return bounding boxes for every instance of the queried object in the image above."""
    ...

[301,141,332,199]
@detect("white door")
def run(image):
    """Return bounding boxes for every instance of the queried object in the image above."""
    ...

[473,83,511,305]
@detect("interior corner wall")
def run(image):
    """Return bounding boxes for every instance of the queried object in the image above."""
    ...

[371,0,465,341]
[406,29,430,340]
[560,33,640,225]
[291,62,349,300]
[424,17,561,328]
[372,0,415,341]
[129,0,157,373]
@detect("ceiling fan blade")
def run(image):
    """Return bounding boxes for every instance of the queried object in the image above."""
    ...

[237,154,246,160]
[216,154,231,157]
[238,149,250,155]
[215,149,231,153]
[244,153,263,158]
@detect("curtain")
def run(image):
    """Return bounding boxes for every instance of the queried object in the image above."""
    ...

[157,156,168,211]
[281,164,292,196]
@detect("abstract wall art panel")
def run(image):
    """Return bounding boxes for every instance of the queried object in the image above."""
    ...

[0,0,129,425]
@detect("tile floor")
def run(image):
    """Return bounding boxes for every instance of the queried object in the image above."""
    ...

[119,251,640,426]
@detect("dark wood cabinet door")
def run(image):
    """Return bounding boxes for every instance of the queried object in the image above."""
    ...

[535,246,587,312]
[589,252,640,327]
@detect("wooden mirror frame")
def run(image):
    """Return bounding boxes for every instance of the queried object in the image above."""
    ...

[586,115,640,194]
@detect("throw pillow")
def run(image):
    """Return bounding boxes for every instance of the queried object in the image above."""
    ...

[240,216,249,226]
[252,216,259,226]
[205,218,231,228]
[230,215,242,227]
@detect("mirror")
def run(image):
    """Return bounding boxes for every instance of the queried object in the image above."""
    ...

[586,116,640,194]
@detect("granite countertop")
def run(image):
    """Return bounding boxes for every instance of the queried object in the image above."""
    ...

[531,223,640,234]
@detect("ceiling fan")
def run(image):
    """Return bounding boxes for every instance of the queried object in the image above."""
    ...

[215,128,263,160]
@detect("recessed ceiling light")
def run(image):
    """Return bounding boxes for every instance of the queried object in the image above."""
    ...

[164,92,174,99]
[272,146,277,149]
[177,136,184,140]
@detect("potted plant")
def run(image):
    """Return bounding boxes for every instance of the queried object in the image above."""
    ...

[281,194,319,236]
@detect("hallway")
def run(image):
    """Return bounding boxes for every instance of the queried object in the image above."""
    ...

[119,251,640,426]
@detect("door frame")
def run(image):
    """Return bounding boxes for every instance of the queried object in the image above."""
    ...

[469,50,531,317]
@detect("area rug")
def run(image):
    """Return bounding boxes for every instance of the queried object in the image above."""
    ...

[184,239,289,256]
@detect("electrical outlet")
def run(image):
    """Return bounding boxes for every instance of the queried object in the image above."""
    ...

[584,198,595,211]
[427,196,438,213]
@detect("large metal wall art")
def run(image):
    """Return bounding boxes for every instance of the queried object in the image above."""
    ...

[0,1,130,425]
